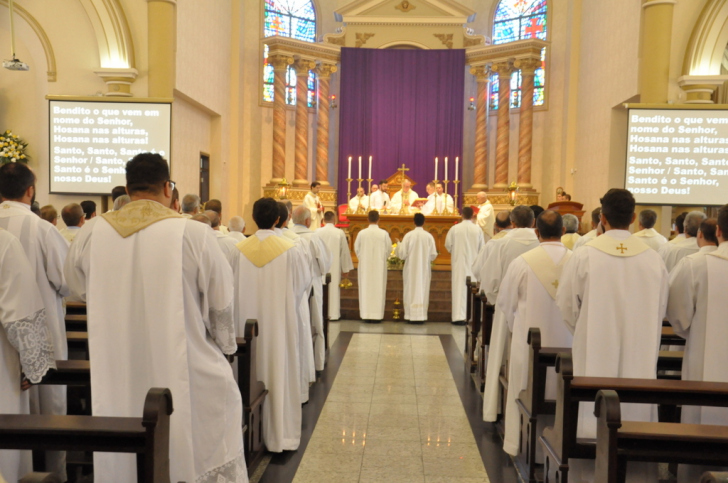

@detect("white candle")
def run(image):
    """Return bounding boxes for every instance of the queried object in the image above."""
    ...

[455,157,459,181]
[445,157,448,181]
[368,156,372,180]
[358,156,362,179]
[435,157,438,180]
[348,156,352,179]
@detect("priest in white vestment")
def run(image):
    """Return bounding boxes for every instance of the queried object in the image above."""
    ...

[669,211,688,244]
[315,211,354,321]
[206,210,239,267]
[369,181,391,211]
[445,207,484,324]
[497,211,573,457]
[292,206,332,372]
[395,213,437,322]
[472,210,513,282]
[633,209,667,251]
[59,203,85,244]
[205,199,229,234]
[0,229,55,483]
[64,154,248,483]
[476,192,495,241]
[302,182,324,231]
[354,210,392,321]
[433,182,454,214]
[228,216,246,242]
[348,187,369,214]
[659,210,705,272]
[556,189,667,482]
[389,180,419,215]
[231,197,310,452]
[560,214,580,250]
[572,207,601,251]
[0,162,69,480]
[667,213,727,482]
[481,206,539,422]
[181,193,201,218]
[420,182,437,216]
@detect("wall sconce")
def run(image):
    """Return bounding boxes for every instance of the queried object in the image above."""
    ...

[278,178,290,200]
[468,97,475,111]
[330,94,338,109]
[506,181,519,206]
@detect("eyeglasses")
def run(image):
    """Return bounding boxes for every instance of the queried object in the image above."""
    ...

[168,180,176,191]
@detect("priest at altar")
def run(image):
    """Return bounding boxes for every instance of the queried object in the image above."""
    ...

[389,180,419,214]
[348,187,369,213]
[369,181,390,211]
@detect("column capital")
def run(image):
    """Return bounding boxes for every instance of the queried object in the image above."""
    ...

[315,63,338,79]
[491,61,516,76]
[293,59,316,76]
[469,65,491,81]
[514,58,541,75]
[268,54,294,72]
[94,68,139,97]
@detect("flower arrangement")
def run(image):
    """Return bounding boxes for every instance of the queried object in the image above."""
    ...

[387,242,404,270]
[0,130,29,164]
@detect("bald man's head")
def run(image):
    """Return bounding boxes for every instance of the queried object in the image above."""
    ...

[535,210,563,241]
[476,192,487,204]
[495,210,512,232]
[205,210,220,229]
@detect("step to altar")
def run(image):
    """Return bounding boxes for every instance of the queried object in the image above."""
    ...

[340,269,453,322]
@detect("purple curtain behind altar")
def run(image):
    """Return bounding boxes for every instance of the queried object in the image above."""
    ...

[337,47,465,207]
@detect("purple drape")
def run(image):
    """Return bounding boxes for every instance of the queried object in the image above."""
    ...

[337,48,465,207]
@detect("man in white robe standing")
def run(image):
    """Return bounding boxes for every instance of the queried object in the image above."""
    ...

[434,182,454,215]
[0,229,56,483]
[181,193,201,218]
[0,161,69,480]
[232,197,310,452]
[59,203,85,244]
[556,188,667,482]
[65,153,248,482]
[389,180,419,215]
[396,213,437,323]
[497,211,572,458]
[572,207,601,251]
[560,213,580,250]
[228,216,246,242]
[315,211,354,321]
[667,213,727,482]
[369,181,391,212]
[207,210,239,266]
[481,205,540,422]
[669,211,688,244]
[354,210,392,321]
[659,210,705,272]
[303,182,324,231]
[292,206,332,372]
[445,207,484,324]
[476,192,495,242]
[348,187,369,214]
[633,209,667,251]
[421,182,437,216]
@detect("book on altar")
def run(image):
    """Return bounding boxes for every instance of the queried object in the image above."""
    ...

[411,198,428,209]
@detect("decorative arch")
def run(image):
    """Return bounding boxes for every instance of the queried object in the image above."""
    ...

[683,0,728,75]
[78,0,136,69]
[0,0,57,81]
[379,40,429,49]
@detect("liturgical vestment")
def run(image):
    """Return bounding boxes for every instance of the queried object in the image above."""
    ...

[389,189,419,214]
[396,227,437,321]
[355,224,392,320]
[65,200,248,483]
[445,219,484,322]
[315,223,354,320]
[634,227,668,251]
[659,235,699,272]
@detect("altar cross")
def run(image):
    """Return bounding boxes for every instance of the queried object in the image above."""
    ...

[397,163,410,182]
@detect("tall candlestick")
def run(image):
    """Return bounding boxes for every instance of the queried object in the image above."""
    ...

[368,156,372,181]
[358,156,362,180]
[348,156,352,179]
[435,157,438,181]
[445,157,448,181]
[455,156,459,181]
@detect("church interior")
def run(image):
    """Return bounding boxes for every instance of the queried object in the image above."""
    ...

[2,0,728,482]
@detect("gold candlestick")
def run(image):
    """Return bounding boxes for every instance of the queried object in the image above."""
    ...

[442,179,450,215]
[357,177,363,190]
[453,180,460,215]
[367,178,373,211]
[345,178,353,214]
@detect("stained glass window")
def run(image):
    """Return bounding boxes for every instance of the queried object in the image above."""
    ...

[263,0,317,107]
[491,0,547,110]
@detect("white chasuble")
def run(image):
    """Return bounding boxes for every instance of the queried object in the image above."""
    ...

[396,227,437,321]
[65,200,247,483]
[481,228,539,422]
[215,230,240,268]
[445,220,485,322]
[476,201,495,240]
[633,227,668,251]
[497,243,572,456]
[389,190,419,214]
[571,228,596,251]
[369,191,391,211]
[348,195,369,213]
[0,229,55,483]
[354,225,392,320]
[560,232,580,250]
[659,235,699,272]
[233,230,310,452]
[315,223,354,321]
[303,192,323,231]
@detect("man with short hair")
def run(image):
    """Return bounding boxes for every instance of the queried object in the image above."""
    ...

[181,193,201,218]
[348,186,369,213]
[633,209,668,252]
[667,212,728,482]
[40,205,58,226]
[670,211,689,244]
[111,185,127,202]
[303,182,324,231]
[315,211,354,321]
[530,205,544,220]
[59,203,85,243]
[557,188,667,482]
[65,153,248,482]
[276,202,298,240]
[572,207,601,250]
[396,213,437,322]
[228,216,246,242]
[390,180,419,215]
[369,180,391,211]
[560,213,580,250]
[80,200,96,220]
[434,182,454,214]
[207,210,239,266]
[492,210,513,239]
[475,192,495,241]
[191,213,212,226]
[354,210,392,321]
[113,194,131,211]
[445,207,484,324]
[421,182,437,216]
[205,199,229,234]
[499,211,573,457]
[659,210,706,271]
[231,197,310,452]
[0,162,69,480]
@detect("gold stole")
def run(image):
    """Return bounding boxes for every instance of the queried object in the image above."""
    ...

[101,200,183,238]
[236,234,294,267]
[585,233,650,257]
[521,246,572,299]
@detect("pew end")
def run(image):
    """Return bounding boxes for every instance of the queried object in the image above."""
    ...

[237,319,268,471]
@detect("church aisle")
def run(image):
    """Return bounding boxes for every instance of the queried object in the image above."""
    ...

[292,334,490,482]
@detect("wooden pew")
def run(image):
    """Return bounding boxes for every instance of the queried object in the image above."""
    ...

[65,302,87,316]
[661,326,685,346]
[0,388,174,483]
[477,299,495,393]
[594,389,728,483]
[323,273,331,352]
[539,352,728,483]
[65,314,87,333]
[464,277,477,369]
[702,472,728,482]
[468,284,482,374]
[466,276,473,327]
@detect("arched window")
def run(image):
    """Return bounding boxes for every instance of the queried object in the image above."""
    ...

[490,0,547,110]
[263,0,317,106]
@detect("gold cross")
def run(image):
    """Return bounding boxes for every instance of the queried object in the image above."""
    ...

[398,163,410,181]
[616,243,628,254]
[551,280,559,289]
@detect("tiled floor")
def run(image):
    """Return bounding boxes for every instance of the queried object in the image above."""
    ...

[292,333,490,483]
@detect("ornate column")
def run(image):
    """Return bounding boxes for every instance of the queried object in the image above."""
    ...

[515,58,541,190]
[315,63,337,185]
[492,61,515,189]
[147,0,176,98]
[469,65,490,191]
[677,75,726,104]
[269,54,293,182]
[639,0,676,103]
[294,59,316,186]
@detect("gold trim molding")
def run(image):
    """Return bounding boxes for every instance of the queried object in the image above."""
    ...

[433,33,453,49]
[395,0,416,12]
[355,33,375,48]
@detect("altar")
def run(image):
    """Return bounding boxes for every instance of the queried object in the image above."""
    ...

[347,213,461,267]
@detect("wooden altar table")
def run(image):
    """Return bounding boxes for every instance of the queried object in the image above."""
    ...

[347,214,461,267]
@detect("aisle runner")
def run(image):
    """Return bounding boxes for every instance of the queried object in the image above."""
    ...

[293,334,490,482]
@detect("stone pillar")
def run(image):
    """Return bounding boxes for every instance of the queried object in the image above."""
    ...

[293,59,316,186]
[469,65,490,191]
[269,54,293,182]
[677,75,726,104]
[515,58,541,190]
[147,0,176,98]
[492,61,515,189]
[639,0,676,103]
[315,63,337,186]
